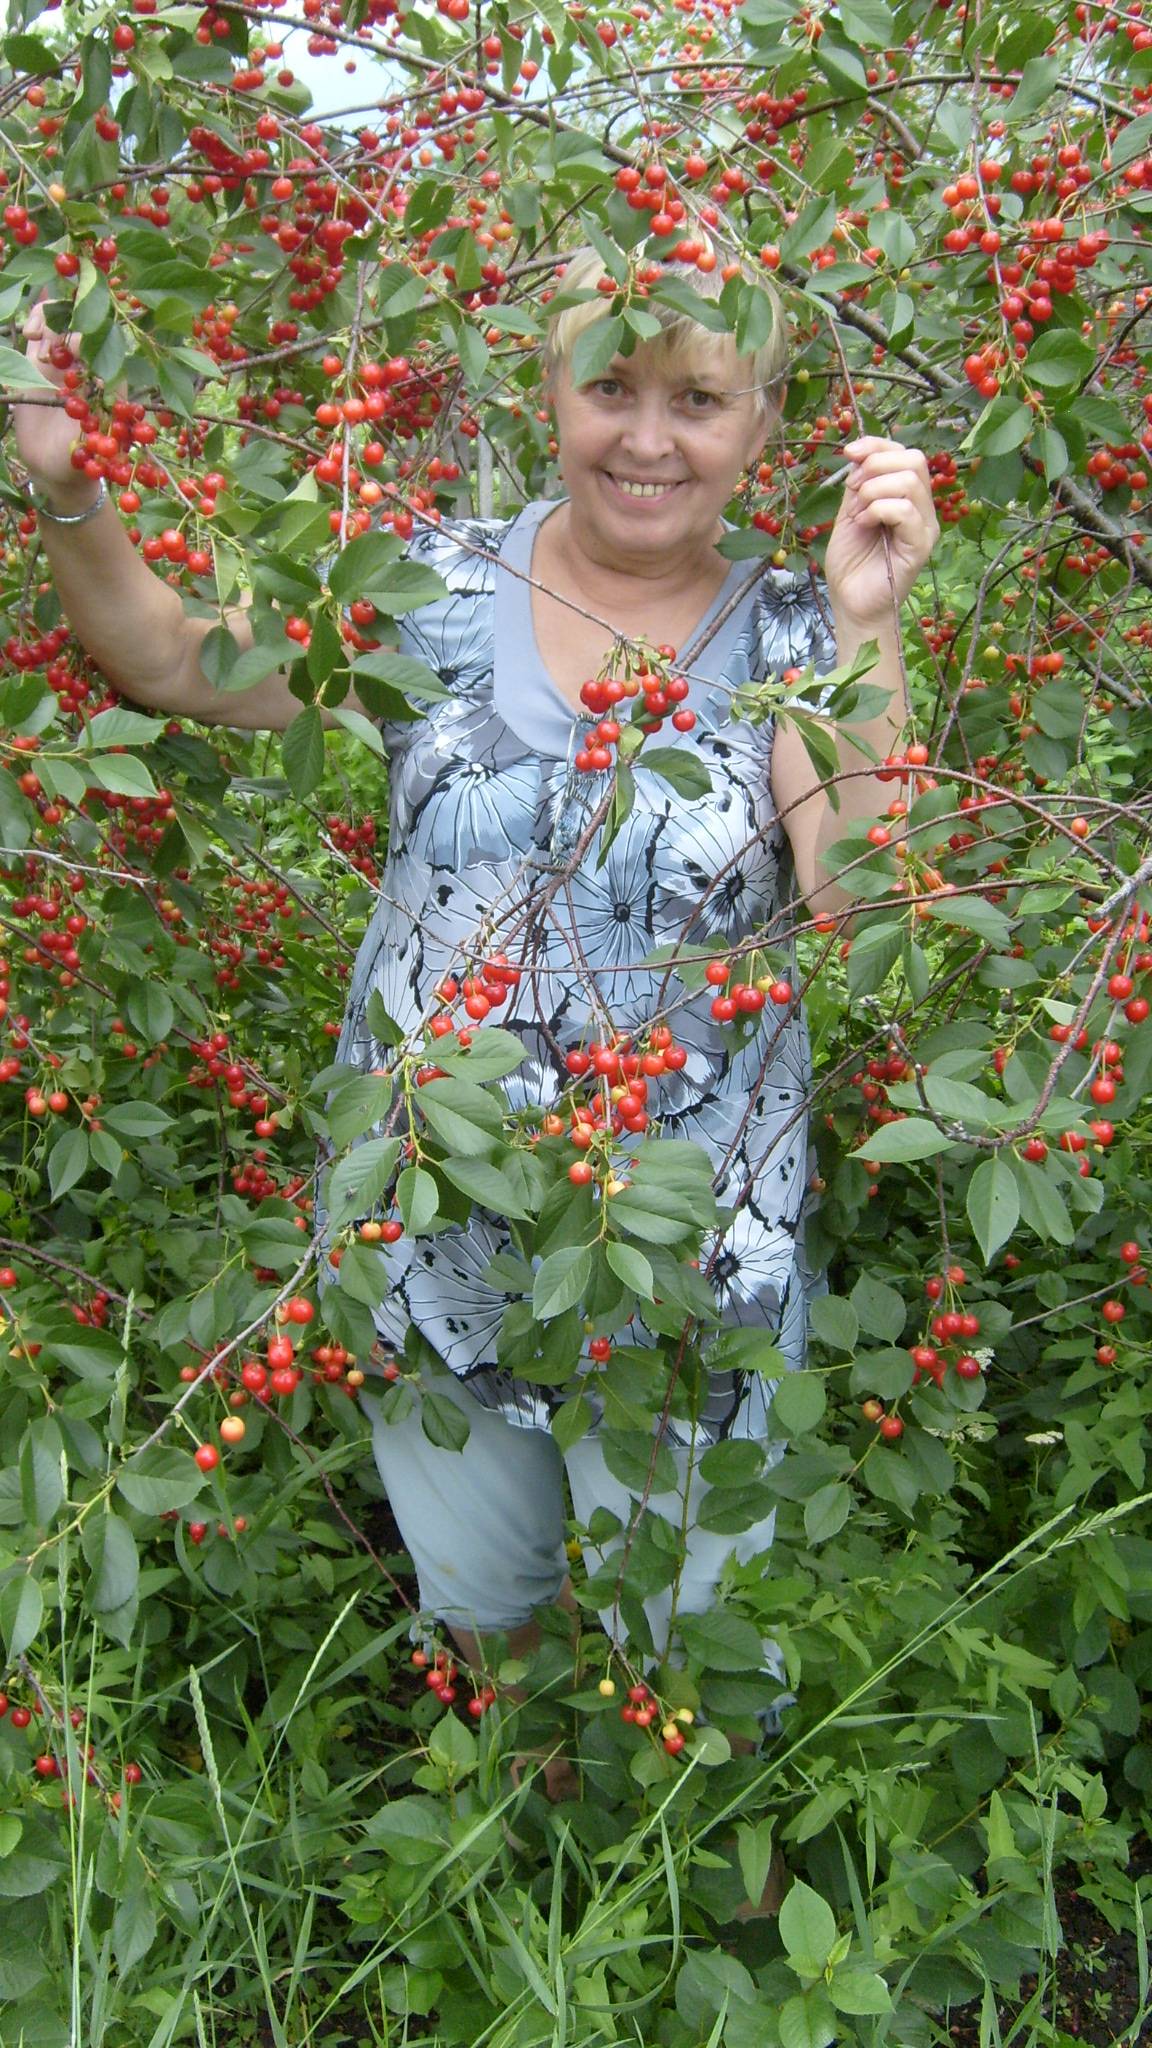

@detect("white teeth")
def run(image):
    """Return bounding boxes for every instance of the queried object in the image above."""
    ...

[611,477,679,498]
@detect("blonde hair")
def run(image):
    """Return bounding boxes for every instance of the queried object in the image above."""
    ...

[542,246,788,418]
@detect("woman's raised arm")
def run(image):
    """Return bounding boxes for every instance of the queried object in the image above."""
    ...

[13,303,369,733]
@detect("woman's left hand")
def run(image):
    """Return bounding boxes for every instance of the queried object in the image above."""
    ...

[823,436,939,629]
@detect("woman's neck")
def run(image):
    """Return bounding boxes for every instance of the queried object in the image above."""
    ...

[536,500,727,624]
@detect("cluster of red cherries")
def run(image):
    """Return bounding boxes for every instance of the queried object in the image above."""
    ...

[325,811,379,881]
[411,1646,496,1719]
[0,1689,144,1809]
[574,649,696,776]
[557,1024,686,1169]
[857,1268,987,1443]
[705,956,793,1024]
[432,952,521,1027]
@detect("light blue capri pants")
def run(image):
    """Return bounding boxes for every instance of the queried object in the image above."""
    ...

[363,1363,787,1685]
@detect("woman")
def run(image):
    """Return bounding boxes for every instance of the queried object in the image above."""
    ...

[17,249,937,1843]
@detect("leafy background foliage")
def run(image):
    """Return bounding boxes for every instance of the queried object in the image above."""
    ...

[0,0,1150,2041]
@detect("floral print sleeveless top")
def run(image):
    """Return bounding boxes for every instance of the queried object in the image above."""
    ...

[326,499,837,1444]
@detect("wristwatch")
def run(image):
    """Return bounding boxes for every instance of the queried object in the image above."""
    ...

[24,475,108,525]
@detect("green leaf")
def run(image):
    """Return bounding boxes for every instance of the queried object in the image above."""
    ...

[869,210,916,267]
[428,1706,478,1775]
[966,1155,1020,1264]
[706,1327,785,1376]
[0,1575,44,1661]
[1113,112,1152,172]
[1009,1150,1074,1245]
[434,1027,527,1082]
[282,706,325,799]
[117,1448,206,1517]
[778,1989,839,2048]
[605,1241,654,1299]
[850,1273,906,1343]
[308,611,345,693]
[855,1118,955,1163]
[336,1242,390,1307]
[787,709,842,799]
[576,212,629,284]
[112,1885,158,1975]
[734,282,779,355]
[20,1421,63,1528]
[533,1245,592,1321]
[880,287,915,346]
[43,1329,122,1381]
[608,1187,700,1245]
[327,529,405,604]
[326,1073,394,1149]
[352,649,450,705]
[771,1372,827,1437]
[126,983,174,1044]
[675,1951,756,2031]
[1025,331,1094,392]
[200,626,293,696]
[698,1440,765,1487]
[827,1965,892,2016]
[837,0,893,42]
[364,1793,450,1861]
[850,1348,915,1400]
[551,1394,594,1453]
[968,398,1033,458]
[82,707,161,749]
[87,753,157,799]
[1004,53,1062,123]
[778,1879,839,1977]
[417,1077,504,1157]
[82,1511,139,1614]
[359,560,451,617]
[808,1295,858,1354]
[846,920,902,998]
[804,1482,852,1545]
[101,1102,173,1141]
[251,548,319,602]
[924,894,1013,948]
[48,1127,89,1202]
[325,1137,402,1232]
[816,39,868,95]
[736,1816,777,1909]
[0,344,54,391]
[326,706,386,760]
[3,32,61,75]
[482,302,541,338]
[571,315,625,386]
[640,747,712,798]
[438,1155,535,1222]
[396,1164,440,1234]
[420,1391,471,1453]
[364,992,404,1047]
[780,195,838,265]
[679,1609,766,1671]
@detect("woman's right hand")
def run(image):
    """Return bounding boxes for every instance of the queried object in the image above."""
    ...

[14,297,95,504]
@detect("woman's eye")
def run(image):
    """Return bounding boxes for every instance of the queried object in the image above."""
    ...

[686,388,720,409]
[591,378,622,396]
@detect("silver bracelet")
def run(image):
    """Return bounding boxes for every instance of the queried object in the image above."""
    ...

[25,475,108,526]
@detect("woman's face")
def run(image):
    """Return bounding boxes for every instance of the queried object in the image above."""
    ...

[548,333,774,567]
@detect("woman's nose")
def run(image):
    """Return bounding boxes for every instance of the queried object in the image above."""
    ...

[618,397,678,458]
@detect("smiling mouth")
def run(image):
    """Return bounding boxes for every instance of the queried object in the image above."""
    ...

[602,473,688,499]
